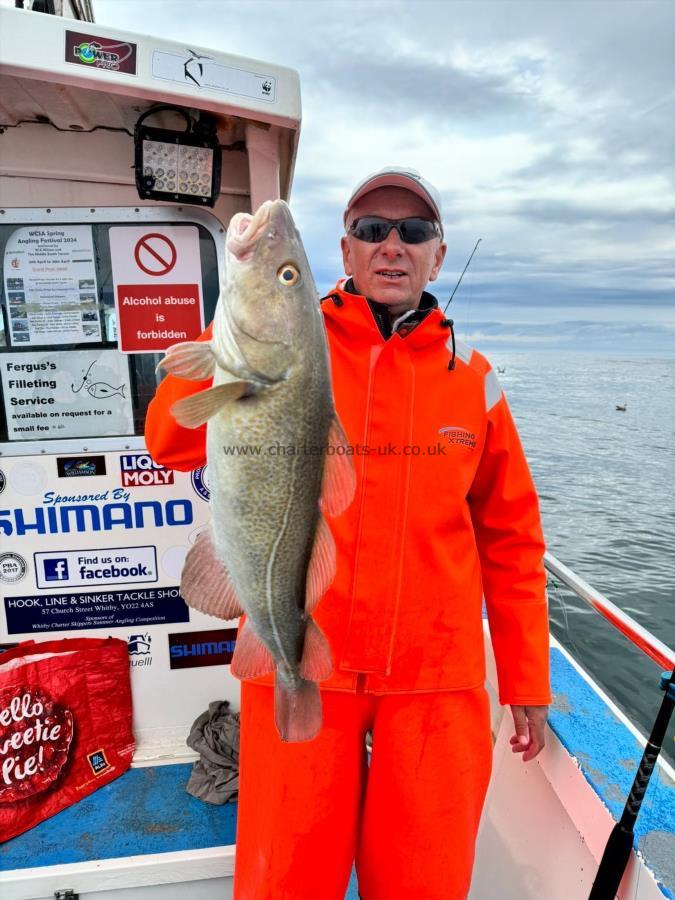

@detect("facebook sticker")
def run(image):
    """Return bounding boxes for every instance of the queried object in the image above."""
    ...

[35,546,158,589]
[43,558,69,581]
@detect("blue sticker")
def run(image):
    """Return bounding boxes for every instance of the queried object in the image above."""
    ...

[43,558,69,582]
[4,586,189,634]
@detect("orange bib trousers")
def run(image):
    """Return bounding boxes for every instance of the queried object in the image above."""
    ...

[233,683,493,900]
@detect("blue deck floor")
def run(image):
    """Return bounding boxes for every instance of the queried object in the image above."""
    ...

[0,763,237,868]
[0,756,362,894]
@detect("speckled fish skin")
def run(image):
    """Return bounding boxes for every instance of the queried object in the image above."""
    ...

[209,200,333,695]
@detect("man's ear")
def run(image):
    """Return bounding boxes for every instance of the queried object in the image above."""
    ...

[428,241,447,283]
[341,235,353,277]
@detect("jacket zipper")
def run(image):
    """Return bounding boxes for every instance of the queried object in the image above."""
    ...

[355,673,367,693]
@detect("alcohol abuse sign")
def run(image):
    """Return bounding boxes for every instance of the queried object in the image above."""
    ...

[109,226,204,353]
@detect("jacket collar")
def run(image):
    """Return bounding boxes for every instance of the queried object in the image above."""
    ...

[343,278,438,340]
[321,279,451,351]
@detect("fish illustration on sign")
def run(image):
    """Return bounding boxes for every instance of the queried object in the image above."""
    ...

[84,382,126,399]
[71,361,126,399]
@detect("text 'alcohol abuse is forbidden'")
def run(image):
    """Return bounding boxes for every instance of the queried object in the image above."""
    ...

[109,225,205,354]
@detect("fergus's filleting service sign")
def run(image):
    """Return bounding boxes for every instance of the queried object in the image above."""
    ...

[3,226,101,347]
[0,350,133,441]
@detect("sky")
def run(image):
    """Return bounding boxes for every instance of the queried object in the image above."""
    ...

[92,0,675,354]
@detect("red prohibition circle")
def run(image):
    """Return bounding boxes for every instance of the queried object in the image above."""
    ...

[134,233,177,276]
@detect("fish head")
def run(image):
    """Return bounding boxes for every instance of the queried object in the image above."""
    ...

[218,200,319,376]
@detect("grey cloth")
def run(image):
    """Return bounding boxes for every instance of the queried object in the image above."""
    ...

[185,700,240,805]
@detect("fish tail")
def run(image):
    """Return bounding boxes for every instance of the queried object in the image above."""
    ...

[274,676,322,743]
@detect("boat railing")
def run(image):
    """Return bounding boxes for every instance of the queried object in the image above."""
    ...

[544,551,675,671]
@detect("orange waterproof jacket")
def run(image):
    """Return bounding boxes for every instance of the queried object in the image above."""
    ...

[145,284,551,705]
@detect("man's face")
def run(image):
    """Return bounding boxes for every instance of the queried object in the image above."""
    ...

[341,186,447,316]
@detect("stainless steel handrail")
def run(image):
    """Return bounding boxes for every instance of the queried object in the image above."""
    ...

[544,551,675,671]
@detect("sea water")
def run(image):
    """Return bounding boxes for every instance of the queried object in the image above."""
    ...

[492,351,675,763]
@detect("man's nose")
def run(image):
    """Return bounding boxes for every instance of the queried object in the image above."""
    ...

[379,226,404,255]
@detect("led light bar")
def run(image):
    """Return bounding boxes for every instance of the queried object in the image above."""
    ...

[134,110,222,207]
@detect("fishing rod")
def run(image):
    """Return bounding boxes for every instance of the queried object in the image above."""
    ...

[588,666,675,899]
[443,238,482,315]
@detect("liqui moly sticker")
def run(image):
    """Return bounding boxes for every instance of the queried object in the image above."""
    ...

[120,453,174,487]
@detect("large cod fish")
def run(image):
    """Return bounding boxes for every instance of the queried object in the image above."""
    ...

[159,200,354,742]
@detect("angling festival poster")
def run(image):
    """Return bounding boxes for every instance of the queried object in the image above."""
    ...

[3,226,101,347]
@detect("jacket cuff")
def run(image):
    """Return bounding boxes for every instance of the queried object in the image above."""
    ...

[486,596,552,706]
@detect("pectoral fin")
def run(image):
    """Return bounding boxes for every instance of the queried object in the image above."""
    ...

[171,381,251,427]
[320,416,356,516]
[180,526,244,620]
[157,341,217,380]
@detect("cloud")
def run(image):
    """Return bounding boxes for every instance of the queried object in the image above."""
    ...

[457,318,675,354]
[308,52,543,125]
[92,0,675,336]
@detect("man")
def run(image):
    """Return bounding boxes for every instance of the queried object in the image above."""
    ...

[145,167,551,900]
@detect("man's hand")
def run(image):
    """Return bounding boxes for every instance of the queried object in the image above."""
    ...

[509,705,548,762]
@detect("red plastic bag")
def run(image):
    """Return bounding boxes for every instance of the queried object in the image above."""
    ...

[0,637,134,843]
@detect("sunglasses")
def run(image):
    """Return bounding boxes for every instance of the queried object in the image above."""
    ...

[348,216,442,245]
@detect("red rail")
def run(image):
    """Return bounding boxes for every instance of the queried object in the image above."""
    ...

[545,552,675,671]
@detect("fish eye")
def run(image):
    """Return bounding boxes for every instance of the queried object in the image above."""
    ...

[277,263,300,286]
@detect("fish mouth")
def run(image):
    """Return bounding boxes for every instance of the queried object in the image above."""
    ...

[227,201,275,261]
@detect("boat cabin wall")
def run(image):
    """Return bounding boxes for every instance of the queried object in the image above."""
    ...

[0,119,286,225]
[0,0,301,763]
[0,117,291,766]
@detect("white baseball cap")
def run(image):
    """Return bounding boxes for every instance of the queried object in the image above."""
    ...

[344,166,443,232]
